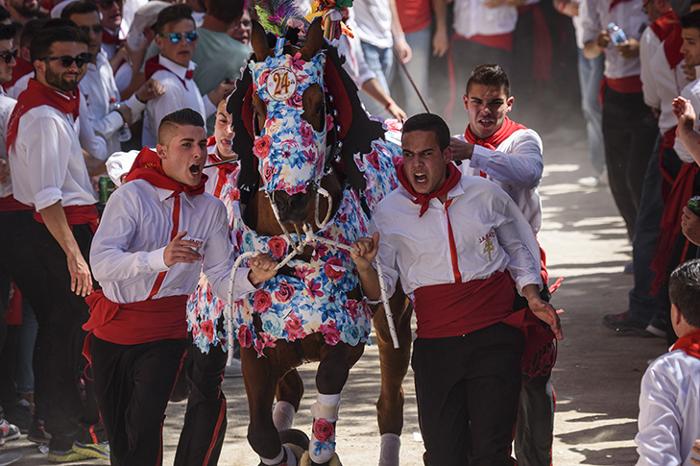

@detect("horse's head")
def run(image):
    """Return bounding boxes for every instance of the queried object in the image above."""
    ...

[248,19,328,225]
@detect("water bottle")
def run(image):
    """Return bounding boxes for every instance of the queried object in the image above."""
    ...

[607,22,627,46]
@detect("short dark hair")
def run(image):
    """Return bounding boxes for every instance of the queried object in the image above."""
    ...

[0,24,17,42]
[681,10,700,31]
[206,0,244,24]
[30,22,88,62]
[153,4,194,34]
[20,18,48,49]
[669,259,700,328]
[158,108,205,143]
[466,64,511,96]
[402,113,451,151]
[61,1,100,20]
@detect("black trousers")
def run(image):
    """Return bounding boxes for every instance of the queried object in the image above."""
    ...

[514,374,555,466]
[412,324,523,466]
[25,219,101,450]
[174,342,228,466]
[0,211,51,421]
[91,336,187,466]
[602,87,657,239]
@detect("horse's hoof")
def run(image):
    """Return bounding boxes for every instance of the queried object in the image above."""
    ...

[279,428,310,451]
[299,451,342,466]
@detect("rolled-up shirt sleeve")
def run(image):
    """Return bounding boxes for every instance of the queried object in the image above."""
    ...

[202,202,257,302]
[90,188,170,283]
[493,193,542,293]
[469,130,544,189]
[21,116,68,210]
[580,0,601,45]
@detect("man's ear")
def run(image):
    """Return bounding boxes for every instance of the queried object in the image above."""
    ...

[156,143,167,160]
[33,58,45,79]
[506,95,515,111]
[443,146,453,162]
[154,33,163,49]
[462,94,468,110]
[671,303,683,327]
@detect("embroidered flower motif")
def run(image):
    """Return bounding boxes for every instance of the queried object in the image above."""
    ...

[238,324,252,347]
[253,134,272,159]
[253,289,272,312]
[319,321,341,345]
[268,237,287,259]
[253,331,277,355]
[285,312,306,341]
[313,418,335,443]
[306,279,324,299]
[274,280,295,303]
[323,257,345,281]
[200,319,214,342]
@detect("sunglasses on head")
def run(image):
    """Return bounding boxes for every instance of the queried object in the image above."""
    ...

[78,24,104,35]
[43,53,93,68]
[0,49,17,64]
[162,31,198,44]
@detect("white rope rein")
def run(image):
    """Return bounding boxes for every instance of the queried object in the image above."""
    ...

[225,188,400,365]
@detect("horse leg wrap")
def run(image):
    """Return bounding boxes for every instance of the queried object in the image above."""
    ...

[260,448,284,466]
[378,433,401,466]
[273,400,297,432]
[309,394,340,464]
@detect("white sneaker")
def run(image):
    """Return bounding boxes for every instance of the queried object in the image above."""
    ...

[578,174,607,187]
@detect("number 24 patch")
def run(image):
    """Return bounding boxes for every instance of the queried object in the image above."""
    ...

[266,67,297,102]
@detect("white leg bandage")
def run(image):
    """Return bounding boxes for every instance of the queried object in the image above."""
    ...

[260,448,285,465]
[309,393,341,464]
[378,433,401,466]
[273,400,296,432]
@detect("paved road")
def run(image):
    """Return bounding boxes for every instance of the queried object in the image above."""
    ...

[8,121,668,465]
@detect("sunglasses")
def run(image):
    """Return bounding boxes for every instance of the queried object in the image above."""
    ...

[78,24,104,35]
[43,53,93,68]
[0,49,17,64]
[161,31,198,44]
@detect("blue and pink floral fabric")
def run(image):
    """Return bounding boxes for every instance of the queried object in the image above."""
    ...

[249,46,328,195]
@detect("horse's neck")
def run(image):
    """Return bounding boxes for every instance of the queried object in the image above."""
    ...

[244,173,344,237]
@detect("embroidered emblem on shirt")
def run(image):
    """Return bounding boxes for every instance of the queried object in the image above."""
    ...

[479,230,496,261]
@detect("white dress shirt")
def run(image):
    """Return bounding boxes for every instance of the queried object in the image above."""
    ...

[372,174,542,299]
[580,0,647,78]
[90,178,255,303]
[79,51,145,160]
[7,72,31,100]
[674,72,700,164]
[635,349,700,466]
[640,27,662,110]
[0,93,17,199]
[456,128,544,234]
[648,46,690,134]
[9,105,97,211]
[453,0,518,38]
[142,55,215,147]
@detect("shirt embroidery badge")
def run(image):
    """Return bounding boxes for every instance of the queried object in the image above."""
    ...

[479,230,496,261]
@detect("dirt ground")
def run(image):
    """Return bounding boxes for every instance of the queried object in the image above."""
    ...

[7,120,669,465]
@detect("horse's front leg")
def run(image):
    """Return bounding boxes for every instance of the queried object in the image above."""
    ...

[241,346,290,465]
[373,286,414,466]
[305,342,364,465]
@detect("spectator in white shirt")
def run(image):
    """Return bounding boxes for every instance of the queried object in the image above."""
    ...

[63,0,164,160]
[142,4,228,147]
[635,259,700,466]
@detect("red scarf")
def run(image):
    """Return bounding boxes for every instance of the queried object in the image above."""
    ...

[102,29,124,46]
[396,162,461,217]
[6,78,80,152]
[664,26,684,69]
[464,117,527,150]
[650,10,678,41]
[125,147,207,195]
[145,56,194,88]
[609,0,635,10]
[671,329,700,359]
[206,136,238,198]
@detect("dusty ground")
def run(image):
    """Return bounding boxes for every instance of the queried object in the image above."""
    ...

[7,121,669,465]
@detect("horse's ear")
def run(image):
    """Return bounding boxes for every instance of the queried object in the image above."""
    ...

[251,20,272,61]
[300,18,323,61]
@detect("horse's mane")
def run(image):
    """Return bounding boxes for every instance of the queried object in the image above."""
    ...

[227,30,386,206]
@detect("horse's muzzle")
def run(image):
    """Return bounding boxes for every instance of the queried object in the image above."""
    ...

[271,190,314,224]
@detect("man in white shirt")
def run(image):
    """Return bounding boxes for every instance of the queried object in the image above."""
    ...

[581,0,658,240]
[635,259,700,466]
[142,4,230,147]
[353,113,562,466]
[86,108,276,466]
[7,24,107,463]
[63,0,162,160]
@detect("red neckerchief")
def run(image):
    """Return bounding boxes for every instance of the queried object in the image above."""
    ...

[145,56,194,88]
[464,117,527,150]
[102,28,124,46]
[6,78,80,152]
[650,10,679,41]
[663,26,683,69]
[125,147,206,195]
[206,136,237,175]
[609,0,635,11]
[671,329,700,359]
[396,162,461,217]
[4,57,32,89]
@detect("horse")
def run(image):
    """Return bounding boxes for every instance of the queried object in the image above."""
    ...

[225,17,410,466]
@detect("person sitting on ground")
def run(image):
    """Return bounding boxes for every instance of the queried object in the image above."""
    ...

[635,259,700,466]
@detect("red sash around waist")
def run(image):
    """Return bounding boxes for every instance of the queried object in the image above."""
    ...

[603,75,643,94]
[0,195,31,212]
[33,204,99,233]
[83,290,189,345]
